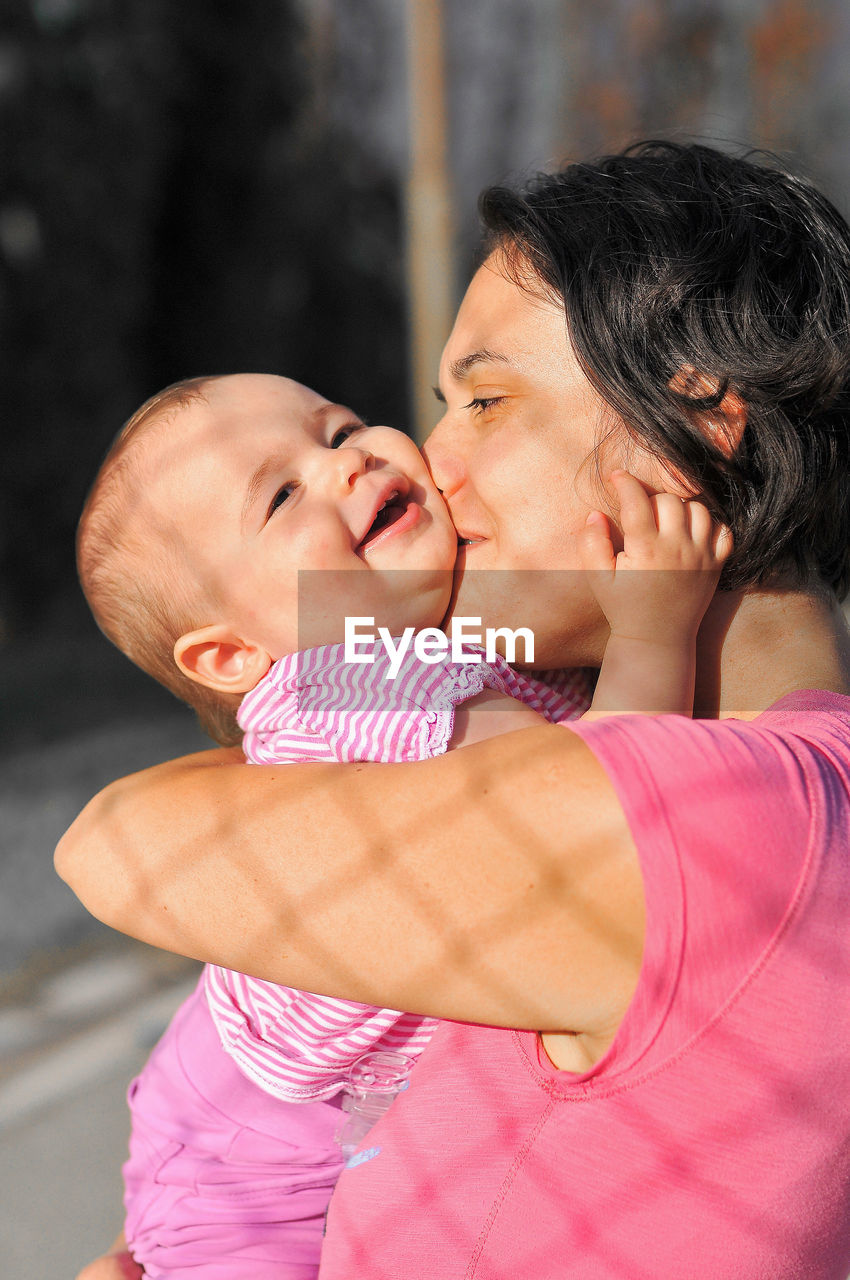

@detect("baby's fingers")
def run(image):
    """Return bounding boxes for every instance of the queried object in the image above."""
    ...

[686,500,733,563]
[578,509,617,574]
[652,491,689,537]
[686,499,714,545]
[610,470,658,543]
[713,521,734,561]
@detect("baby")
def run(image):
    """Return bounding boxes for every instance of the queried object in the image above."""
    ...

[77,372,728,1279]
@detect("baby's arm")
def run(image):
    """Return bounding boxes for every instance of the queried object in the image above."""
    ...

[580,470,732,719]
[448,686,547,748]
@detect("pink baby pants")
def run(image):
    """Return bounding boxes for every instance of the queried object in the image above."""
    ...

[123,978,345,1279]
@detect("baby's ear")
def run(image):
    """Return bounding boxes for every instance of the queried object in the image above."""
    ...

[174,625,272,694]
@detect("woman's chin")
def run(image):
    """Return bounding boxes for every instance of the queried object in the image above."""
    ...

[445,567,606,669]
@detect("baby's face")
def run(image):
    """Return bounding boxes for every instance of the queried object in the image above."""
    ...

[147,374,457,657]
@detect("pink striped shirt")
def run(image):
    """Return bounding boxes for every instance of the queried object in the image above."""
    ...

[204,642,589,1102]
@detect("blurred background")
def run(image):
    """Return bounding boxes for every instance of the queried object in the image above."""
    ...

[2,0,850,1273]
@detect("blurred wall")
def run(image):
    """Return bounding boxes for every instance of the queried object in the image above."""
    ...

[1,0,849,652]
[0,0,407,645]
[323,0,850,262]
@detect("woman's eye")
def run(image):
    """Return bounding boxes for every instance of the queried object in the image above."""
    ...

[464,396,505,416]
[269,482,298,515]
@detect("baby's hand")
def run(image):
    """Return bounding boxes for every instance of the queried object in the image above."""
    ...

[579,470,732,644]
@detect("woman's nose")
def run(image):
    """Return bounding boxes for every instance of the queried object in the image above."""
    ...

[421,417,466,499]
[331,445,374,490]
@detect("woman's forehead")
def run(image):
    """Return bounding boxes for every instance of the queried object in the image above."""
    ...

[443,262,564,371]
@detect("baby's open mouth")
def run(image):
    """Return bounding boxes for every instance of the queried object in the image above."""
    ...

[359,492,408,549]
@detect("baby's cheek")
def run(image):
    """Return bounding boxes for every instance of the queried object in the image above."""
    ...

[440,520,459,569]
[433,492,459,548]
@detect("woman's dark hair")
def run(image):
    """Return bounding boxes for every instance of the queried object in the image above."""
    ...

[480,140,850,596]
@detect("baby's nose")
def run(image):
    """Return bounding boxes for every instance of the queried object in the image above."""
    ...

[333,445,374,489]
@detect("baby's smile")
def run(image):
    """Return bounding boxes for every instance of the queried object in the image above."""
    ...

[355,475,411,555]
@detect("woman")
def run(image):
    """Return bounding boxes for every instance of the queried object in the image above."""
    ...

[63,141,850,1278]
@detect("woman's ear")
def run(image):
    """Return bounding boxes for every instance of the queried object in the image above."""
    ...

[703,388,747,459]
[173,625,273,694]
[669,364,747,459]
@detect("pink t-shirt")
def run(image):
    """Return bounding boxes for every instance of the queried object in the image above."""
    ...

[320,691,850,1279]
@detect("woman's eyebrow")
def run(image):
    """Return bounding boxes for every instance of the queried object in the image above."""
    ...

[448,348,511,381]
[433,349,513,401]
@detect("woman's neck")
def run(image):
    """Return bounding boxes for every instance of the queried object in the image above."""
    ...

[693,585,850,720]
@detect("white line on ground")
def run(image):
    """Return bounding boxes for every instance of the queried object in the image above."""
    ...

[0,978,196,1132]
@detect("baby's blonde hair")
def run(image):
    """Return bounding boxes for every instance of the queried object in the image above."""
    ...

[78,377,243,746]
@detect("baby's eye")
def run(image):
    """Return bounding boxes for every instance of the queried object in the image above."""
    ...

[331,422,368,448]
[269,482,298,515]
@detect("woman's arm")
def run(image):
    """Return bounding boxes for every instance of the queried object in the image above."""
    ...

[55,727,644,1035]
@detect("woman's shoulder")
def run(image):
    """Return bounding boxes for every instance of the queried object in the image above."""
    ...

[747,686,850,778]
[755,685,850,724]
[570,684,850,769]
[566,691,850,909]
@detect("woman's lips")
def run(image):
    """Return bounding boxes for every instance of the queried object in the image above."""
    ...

[360,499,423,555]
[453,536,486,572]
